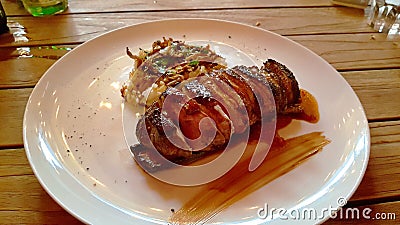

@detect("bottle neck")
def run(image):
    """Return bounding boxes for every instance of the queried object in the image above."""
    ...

[0,1,10,34]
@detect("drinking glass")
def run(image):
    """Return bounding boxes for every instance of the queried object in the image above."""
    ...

[366,0,400,35]
[21,0,68,17]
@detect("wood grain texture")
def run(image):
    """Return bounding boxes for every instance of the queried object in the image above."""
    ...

[0,211,83,225]
[1,9,397,72]
[0,7,370,48]
[0,175,58,211]
[0,148,31,176]
[292,34,400,70]
[341,69,400,121]
[1,40,398,89]
[0,34,398,91]
[0,46,74,88]
[0,160,83,224]
[0,88,31,148]
[350,121,400,203]
[2,0,334,16]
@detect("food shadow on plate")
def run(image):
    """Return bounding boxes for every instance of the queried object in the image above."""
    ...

[131,120,280,202]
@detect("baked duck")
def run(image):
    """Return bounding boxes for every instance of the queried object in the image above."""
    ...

[121,38,318,171]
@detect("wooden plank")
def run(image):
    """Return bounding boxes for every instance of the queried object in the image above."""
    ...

[349,121,400,203]
[0,88,31,148]
[2,11,397,71]
[0,175,66,212]
[324,201,400,224]
[2,0,334,16]
[0,167,83,224]
[291,34,400,71]
[0,46,74,88]
[0,7,371,47]
[0,210,83,225]
[1,42,398,90]
[1,37,398,87]
[0,148,32,176]
[1,34,398,85]
[341,69,400,121]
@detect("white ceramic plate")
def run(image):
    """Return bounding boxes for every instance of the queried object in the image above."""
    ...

[23,19,370,225]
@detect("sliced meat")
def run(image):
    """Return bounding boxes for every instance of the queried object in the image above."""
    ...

[261,59,301,113]
[133,59,303,164]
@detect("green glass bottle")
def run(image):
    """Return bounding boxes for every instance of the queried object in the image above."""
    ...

[21,0,68,17]
[0,1,9,34]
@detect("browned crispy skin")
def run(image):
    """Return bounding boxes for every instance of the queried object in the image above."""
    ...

[136,77,233,161]
[133,60,303,166]
[262,59,301,114]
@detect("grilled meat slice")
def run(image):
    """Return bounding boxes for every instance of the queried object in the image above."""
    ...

[134,59,303,164]
[136,83,231,161]
[262,59,301,114]
[145,61,226,107]
[136,92,194,161]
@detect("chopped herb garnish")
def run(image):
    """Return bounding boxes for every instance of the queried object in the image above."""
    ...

[189,60,199,66]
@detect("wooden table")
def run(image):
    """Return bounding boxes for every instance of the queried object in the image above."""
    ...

[0,0,399,224]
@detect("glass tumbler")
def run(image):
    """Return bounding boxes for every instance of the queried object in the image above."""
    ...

[366,0,400,35]
[21,0,68,17]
